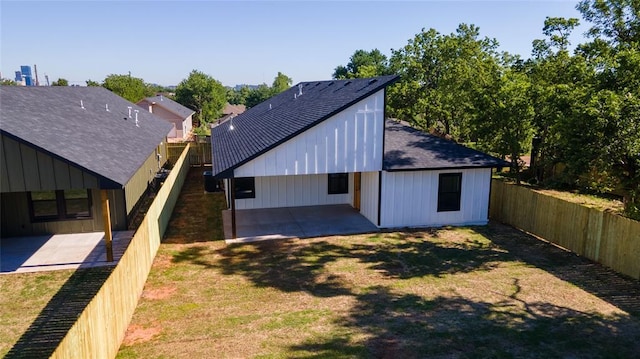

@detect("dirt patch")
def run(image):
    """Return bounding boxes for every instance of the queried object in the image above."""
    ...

[152,252,174,269]
[122,324,162,346]
[142,285,177,300]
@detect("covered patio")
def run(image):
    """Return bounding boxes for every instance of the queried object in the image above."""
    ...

[0,231,133,273]
[222,204,379,243]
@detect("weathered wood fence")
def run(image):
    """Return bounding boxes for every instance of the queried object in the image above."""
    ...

[490,179,640,280]
[49,144,191,358]
[167,141,211,166]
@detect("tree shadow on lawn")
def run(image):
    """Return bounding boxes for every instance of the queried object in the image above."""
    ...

[168,224,640,357]
[475,222,640,317]
[291,283,640,358]
[201,231,509,298]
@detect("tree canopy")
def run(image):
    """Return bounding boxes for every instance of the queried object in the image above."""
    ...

[329,0,639,217]
[102,74,153,102]
[175,70,226,126]
[51,78,69,86]
[333,49,389,79]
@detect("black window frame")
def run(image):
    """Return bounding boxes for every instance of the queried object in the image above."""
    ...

[437,173,462,212]
[28,189,93,222]
[234,177,256,199]
[328,173,349,195]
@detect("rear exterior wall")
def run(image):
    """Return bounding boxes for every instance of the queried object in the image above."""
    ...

[232,174,354,210]
[379,168,492,228]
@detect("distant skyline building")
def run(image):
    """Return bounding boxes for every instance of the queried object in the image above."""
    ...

[20,65,33,86]
[14,71,22,83]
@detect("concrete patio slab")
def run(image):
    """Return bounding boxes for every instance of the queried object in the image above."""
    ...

[0,231,134,274]
[223,204,379,244]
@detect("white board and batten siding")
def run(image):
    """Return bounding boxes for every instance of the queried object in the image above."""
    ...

[360,171,380,225]
[234,174,354,210]
[380,168,492,228]
[234,90,385,178]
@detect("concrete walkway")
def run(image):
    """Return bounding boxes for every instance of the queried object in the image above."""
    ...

[223,204,379,244]
[0,231,134,274]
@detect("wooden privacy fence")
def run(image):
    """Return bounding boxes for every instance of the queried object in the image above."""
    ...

[167,141,211,166]
[50,144,191,359]
[490,179,640,280]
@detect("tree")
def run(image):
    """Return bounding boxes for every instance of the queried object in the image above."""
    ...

[85,79,100,87]
[227,86,251,105]
[474,70,535,183]
[572,0,640,217]
[245,84,272,108]
[175,70,226,125]
[0,79,17,86]
[387,24,501,141]
[102,74,152,102]
[332,49,389,79]
[577,0,640,46]
[272,72,292,93]
[51,78,69,86]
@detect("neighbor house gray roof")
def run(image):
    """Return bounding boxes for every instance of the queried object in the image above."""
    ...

[384,120,508,170]
[0,87,173,188]
[140,95,195,119]
[211,75,399,177]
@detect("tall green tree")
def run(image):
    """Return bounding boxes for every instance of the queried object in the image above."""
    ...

[570,0,640,216]
[387,24,501,141]
[102,74,152,102]
[245,84,272,108]
[272,72,292,93]
[474,70,535,183]
[175,70,226,125]
[333,49,389,79]
[526,17,587,181]
[51,78,69,86]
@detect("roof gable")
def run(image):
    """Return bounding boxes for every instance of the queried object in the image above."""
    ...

[211,75,399,177]
[384,120,509,170]
[140,95,195,119]
[0,87,173,188]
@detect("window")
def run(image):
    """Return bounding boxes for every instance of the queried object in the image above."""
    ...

[29,189,92,222]
[437,173,462,212]
[328,173,349,194]
[234,177,255,199]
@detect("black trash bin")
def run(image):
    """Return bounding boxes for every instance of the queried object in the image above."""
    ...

[203,171,217,192]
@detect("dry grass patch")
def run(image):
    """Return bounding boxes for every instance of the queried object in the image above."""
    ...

[118,224,640,358]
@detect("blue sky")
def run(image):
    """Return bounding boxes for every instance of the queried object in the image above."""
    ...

[1,1,590,87]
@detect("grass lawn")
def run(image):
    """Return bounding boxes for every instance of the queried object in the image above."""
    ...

[117,224,640,358]
[0,269,75,356]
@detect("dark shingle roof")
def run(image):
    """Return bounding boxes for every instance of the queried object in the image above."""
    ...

[141,95,195,119]
[211,75,399,177]
[0,87,173,188]
[384,120,509,170]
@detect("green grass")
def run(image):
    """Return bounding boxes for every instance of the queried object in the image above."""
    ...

[118,224,640,358]
[0,269,75,356]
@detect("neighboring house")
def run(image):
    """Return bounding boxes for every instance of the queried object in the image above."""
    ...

[210,75,507,237]
[137,95,194,141]
[211,103,247,128]
[0,87,172,237]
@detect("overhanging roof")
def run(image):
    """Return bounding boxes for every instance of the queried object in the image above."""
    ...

[211,75,399,178]
[0,87,173,188]
[384,120,509,171]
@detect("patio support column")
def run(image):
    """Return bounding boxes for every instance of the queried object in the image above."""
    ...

[230,178,237,239]
[100,189,114,262]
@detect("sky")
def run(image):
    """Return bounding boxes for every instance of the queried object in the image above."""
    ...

[1,1,591,87]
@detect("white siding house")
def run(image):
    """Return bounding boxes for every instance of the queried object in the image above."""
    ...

[379,168,492,228]
[210,76,507,238]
